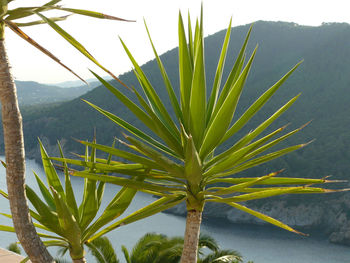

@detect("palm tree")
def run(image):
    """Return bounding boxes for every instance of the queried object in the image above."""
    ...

[121,233,182,263]
[86,237,119,263]
[1,140,178,262]
[199,251,243,263]
[58,7,347,263]
[121,232,245,263]
[6,242,21,254]
[0,1,131,261]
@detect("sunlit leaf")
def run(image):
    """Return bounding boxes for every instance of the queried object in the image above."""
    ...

[4,20,86,84]
[36,13,128,88]
[14,15,70,27]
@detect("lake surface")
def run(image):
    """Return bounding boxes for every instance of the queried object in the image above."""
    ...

[1,157,350,263]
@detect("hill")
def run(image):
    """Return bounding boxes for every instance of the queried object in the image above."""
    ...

[14,80,96,106]
[2,21,350,244]
[53,77,112,88]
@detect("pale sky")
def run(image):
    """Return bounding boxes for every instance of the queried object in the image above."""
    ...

[5,0,350,84]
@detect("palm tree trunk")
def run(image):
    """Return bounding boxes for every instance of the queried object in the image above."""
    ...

[180,209,202,263]
[0,39,54,262]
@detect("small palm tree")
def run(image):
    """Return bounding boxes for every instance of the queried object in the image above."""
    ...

[57,7,347,263]
[0,1,132,261]
[7,242,21,254]
[121,232,244,263]
[87,236,119,263]
[199,251,243,263]
[0,139,177,262]
[54,236,120,263]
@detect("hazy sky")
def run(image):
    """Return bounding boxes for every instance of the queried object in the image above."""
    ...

[5,0,350,84]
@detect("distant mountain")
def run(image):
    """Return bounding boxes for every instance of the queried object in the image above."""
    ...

[15,80,95,105]
[3,21,350,244]
[53,77,112,88]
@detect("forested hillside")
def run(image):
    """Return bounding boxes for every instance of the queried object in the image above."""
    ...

[1,20,350,242]
[15,80,96,105]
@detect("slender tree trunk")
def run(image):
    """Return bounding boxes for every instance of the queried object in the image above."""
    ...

[180,209,202,263]
[0,40,54,262]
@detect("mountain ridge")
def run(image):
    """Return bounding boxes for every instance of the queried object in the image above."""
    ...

[14,80,96,105]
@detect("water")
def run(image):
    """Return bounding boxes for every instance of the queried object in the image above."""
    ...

[1,157,350,263]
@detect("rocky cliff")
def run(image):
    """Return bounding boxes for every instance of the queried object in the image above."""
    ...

[166,193,350,246]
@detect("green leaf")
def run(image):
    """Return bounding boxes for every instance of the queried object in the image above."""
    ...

[204,123,280,177]
[222,61,303,143]
[42,240,68,248]
[85,237,118,263]
[200,46,258,159]
[0,225,16,233]
[50,187,83,258]
[51,156,145,172]
[215,25,253,111]
[129,77,183,156]
[211,94,300,165]
[213,143,307,178]
[20,257,30,263]
[14,15,69,27]
[57,141,80,222]
[83,177,143,240]
[0,225,65,240]
[122,245,131,263]
[35,13,127,88]
[25,185,62,235]
[97,139,118,209]
[227,186,342,194]
[77,140,164,170]
[36,12,98,66]
[178,11,193,127]
[4,20,86,84]
[208,186,326,203]
[144,19,183,123]
[208,170,280,196]
[184,135,202,193]
[232,123,308,167]
[0,189,8,199]
[83,99,178,157]
[90,71,157,133]
[0,213,54,233]
[125,135,185,178]
[210,186,310,203]
[79,137,99,231]
[206,124,289,169]
[39,139,65,199]
[214,201,305,235]
[119,37,180,144]
[43,0,62,6]
[207,177,332,186]
[206,18,232,124]
[5,6,54,20]
[33,171,56,211]
[88,195,185,242]
[189,22,206,148]
[187,12,194,69]
[55,7,134,22]
[73,171,184,194]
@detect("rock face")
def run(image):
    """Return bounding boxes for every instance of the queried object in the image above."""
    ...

[165,193,350,246]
